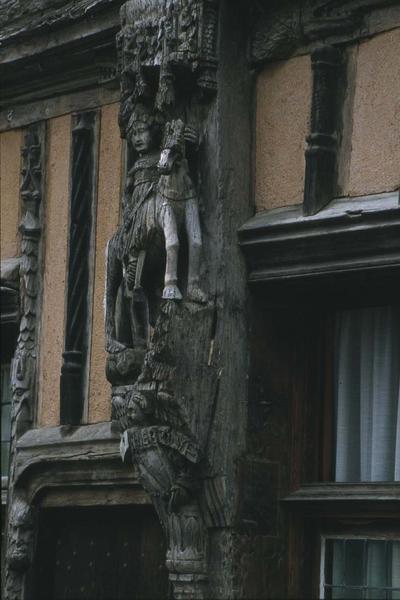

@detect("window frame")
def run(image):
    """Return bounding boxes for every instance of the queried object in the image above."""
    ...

[283,300,400,598]
[240,191,400,598]
[319,532,400,599]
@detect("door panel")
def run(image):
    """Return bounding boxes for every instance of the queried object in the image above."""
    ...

[34,505,168,600]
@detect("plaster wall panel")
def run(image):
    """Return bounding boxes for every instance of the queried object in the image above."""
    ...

[88,103,122,423]
[255,54,312,211]
[0,129,22,259]
[37,115,71,427]
[346,28,400,197]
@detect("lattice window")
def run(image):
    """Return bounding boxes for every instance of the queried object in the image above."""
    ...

[321,537,400,599]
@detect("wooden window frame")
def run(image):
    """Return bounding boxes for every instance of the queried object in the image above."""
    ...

[240,192,400,599]
[284,300,400,598]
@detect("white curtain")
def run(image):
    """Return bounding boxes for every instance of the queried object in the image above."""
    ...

[334,306,400,483]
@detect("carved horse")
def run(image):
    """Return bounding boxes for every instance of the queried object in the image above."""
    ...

[105,119,206,364]
[155,119,206,303]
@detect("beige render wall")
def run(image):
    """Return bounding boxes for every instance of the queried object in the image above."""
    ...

[0,129,22,259]
[34,104,122,427]
[255,54,312,212]
[37,105,123,426]
[2,105,122,427]
[343,28,400,197]
[37,115,71,427]
[88,103,122,423]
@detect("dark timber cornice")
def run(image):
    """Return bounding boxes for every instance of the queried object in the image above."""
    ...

[250,0,400,67]
[0,0,123,130]
[0,0,124,48]
[13,422,144,506]
[238,192,400,297]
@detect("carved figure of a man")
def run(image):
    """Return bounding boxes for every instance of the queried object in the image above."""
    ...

[122,107,206,303]
[105,104,161,356]
[105,104,206,363]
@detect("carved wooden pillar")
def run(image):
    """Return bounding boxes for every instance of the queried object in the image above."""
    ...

[60,112,96,425]
[106,1,251,597]
[303,45,342,216]
[4,122,45,600]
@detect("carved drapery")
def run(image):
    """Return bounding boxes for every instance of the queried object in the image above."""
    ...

[4,122,45,600]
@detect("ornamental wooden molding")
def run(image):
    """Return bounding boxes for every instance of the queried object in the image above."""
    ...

[250,0,400,65]
[4,122,45,600]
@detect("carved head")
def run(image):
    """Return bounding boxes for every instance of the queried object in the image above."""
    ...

[7,497,34,572]
[126,103,159,155]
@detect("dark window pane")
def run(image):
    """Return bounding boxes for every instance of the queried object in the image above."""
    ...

[1,402,11,441]
[1,441,10,477]
[1,364,12,405]
[331,586,362,600]
[345,540,364,586]
[324,538,400,600]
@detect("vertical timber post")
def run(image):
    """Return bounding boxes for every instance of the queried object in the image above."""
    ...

[106,1,252,598]
[303,45,342,216]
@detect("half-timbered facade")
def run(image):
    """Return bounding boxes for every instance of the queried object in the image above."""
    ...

[1,1,399,598]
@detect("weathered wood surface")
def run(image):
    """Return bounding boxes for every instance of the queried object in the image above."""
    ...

[250,0,400,66]
[0,0,124,45]
[14,423,142,505]
[239,192,400,285]
[103,0,252,596]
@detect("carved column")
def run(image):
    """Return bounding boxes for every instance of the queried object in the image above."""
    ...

[4,123,45,600]
[303,45,342,216]
[106,1,251,597]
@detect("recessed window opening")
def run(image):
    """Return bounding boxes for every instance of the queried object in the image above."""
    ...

[333,305,400,483]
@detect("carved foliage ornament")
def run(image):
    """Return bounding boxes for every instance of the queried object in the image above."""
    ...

[4,123,44,600]
[251,0,399,63]
[117,0,219,136]
[12,124,44,441]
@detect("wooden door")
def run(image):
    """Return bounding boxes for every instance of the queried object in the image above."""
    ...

[33,505,168,600]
